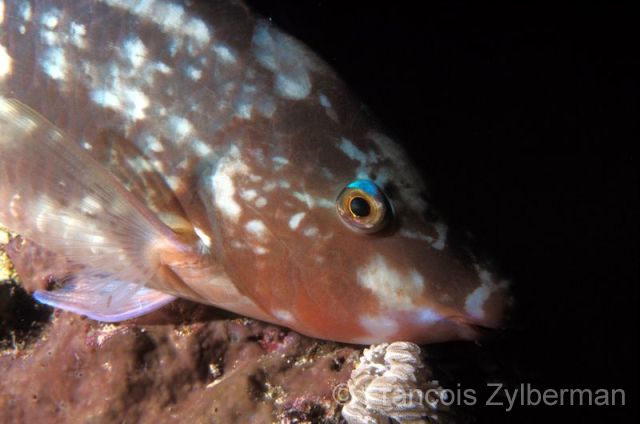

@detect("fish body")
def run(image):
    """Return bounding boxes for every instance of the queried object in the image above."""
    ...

[0,0,510,344]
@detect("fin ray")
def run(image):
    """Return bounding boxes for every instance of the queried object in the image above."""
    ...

[34,274,176,322]
[0,97,196,289]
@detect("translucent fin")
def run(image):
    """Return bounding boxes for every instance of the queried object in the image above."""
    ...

[0,98,206,320]
[33,275,176,322]
[0,97,197,289]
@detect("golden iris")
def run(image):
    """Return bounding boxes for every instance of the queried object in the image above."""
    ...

[336,180,390,233]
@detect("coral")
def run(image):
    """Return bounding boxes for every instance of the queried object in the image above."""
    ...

[0,224,16,281]
[342,342,448,424]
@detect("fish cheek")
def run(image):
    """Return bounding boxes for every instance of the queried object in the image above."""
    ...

[292,278,371,341]
[288,237,379,340]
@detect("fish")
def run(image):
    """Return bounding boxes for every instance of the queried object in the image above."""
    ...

[0,0,511,344]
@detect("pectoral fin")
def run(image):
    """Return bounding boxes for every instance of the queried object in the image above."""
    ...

[0,97,205,319]
[34,276,176,322]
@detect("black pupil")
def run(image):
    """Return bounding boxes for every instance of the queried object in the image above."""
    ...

[350,197,371,217]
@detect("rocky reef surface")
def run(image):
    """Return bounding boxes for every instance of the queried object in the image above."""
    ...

[1,226,361,423]
[1,226,471,424]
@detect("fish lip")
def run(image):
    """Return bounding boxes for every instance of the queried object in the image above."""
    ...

[447,312,512,341]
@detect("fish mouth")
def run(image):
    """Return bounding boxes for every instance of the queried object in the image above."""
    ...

[448,316,503,340]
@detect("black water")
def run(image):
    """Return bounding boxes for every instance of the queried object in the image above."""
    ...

[247,1,637,422]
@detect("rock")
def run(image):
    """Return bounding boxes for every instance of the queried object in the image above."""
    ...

[1,230,359,423]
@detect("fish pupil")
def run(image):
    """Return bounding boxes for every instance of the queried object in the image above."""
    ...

[350,197,371,217]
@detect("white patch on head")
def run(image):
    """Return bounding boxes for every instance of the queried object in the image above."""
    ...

[121,90,149,120]
[416,308,442,323]
[272,309,294,323]
[91,89,119,109]
[240,189,257,201]
[339,138,378,165]
[367,132,428,214]
[255,197,267,208]
[145,135,164,153]
[40,47,67,81]
[318,92,338,121]
[275,72,311,100]
[40,8,60,30]
[91,85,150,121]
[316,198,335,209]
[185,65,202,80]
[252,20,314,100]
[69,22,87,48]
[252,21,278,70]
[100,0,211,49]
[339,137,381,180]
[153,62,171,74]
[272,156,289,170]
[245,219,267,241]
[359,315,399,339]
[211,146,248,222]
[168,115,193,141]
[234,101,252,120]
[464,284,492,320]
[357,255,425,310]
[192,139,212,156]
[292,191,333,210]
[401,222,448,250]
[319,93,331,108]
[431,222,448,250]
[82,142,93,150]
[288,212,305,230]
[0,44,12,79]
[19,1,32,22]
[213,44,236,63]
[252,245,269,255]
[303,226,319,238]
[257,95,276,118]
[293,191,314,209]
[122,37,147,68]
[464,265,509,320]
[262,181,276,192]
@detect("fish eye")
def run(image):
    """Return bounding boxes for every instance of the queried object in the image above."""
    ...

[336,179,391,233]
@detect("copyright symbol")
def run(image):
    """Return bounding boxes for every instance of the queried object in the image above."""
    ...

[332,383,351,404]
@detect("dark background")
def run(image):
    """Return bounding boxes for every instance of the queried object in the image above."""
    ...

[245,1,637,423]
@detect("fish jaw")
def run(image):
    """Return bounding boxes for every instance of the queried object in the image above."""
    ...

[201,189,513,344]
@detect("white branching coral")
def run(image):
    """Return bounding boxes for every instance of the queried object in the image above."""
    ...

[341,342,448,424]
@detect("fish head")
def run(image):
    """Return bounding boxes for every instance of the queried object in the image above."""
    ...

[203,121,511,344]
[0,0,510,343]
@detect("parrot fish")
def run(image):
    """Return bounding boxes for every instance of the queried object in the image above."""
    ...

[0,0,510,344]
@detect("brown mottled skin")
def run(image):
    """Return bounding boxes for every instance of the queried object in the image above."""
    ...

[0,0,510,344]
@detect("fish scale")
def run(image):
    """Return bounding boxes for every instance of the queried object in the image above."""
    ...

[0,0,511,344]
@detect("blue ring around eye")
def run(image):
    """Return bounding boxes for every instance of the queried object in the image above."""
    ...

[346,179,381,197]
